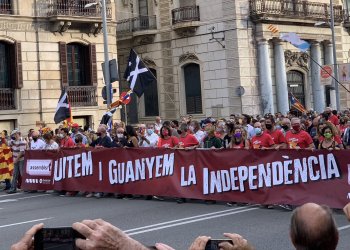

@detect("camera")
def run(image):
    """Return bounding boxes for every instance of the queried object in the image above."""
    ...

[34,227,85,250]
[205,239,234,250]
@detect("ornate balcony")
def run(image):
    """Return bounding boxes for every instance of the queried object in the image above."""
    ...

[249,0,343,25]
[0,88,15,110]
[0,0,11,14]
[46,0,112,33]
[117,15,157,43]
[65,86,97,107]
[171,6,200,35]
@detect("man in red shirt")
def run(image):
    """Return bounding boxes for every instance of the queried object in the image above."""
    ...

[285,118,314,149]
[251,122,275,149]
[325,107,339,126]
[265,117,287,149]
[60,128,75,148]
[178,123,199,149]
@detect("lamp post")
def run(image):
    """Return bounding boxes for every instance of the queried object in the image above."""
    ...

[330,0,340,110]
[85,0,111,108]
[315,0,340,110]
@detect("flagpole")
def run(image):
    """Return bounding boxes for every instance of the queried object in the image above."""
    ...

[330,0,340,110]
[124,105,128,125]
[101,0,111,108]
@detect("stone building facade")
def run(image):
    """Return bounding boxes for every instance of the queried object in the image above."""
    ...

[0,0,118,133]
[116,0,350,124]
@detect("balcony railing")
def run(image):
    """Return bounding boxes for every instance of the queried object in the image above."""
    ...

[65,86,97,107]
[0,88,15,110]
[0,0,11,14]
[172,6,200,25]
[117,15,157,33]
[47,0,112,18]
[249,0,343,23]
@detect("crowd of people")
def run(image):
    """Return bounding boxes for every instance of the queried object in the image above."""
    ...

[3,108,350,249]
[11,201,350,250]
[1,107,350,196]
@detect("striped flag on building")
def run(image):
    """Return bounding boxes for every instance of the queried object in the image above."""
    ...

[289,93,307,113]
[267,24,279,34]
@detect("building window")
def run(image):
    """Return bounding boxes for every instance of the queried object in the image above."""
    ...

[67,43,87,86]
[0,41,22,110]
[0,0,11,14]
[138,0,150,29]
[287,70,305,106]
[184,63,202,114]
[59,42,98,107]
[144,68,159,116]
[0,42,10,88]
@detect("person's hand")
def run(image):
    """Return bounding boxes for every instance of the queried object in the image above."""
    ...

[72,219,148,250]
[155,242,176,250]
[343,202,350,221]
[219,233,254,250]
[11,223,43,250]
[188,236,210,250]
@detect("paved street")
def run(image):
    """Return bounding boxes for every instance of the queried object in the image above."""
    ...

[0,191,350,249]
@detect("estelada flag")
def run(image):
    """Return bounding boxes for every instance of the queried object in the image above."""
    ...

[289,93,307,113]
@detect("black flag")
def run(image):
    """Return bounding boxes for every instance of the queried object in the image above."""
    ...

[100,108,117,131]
[123,49,156,97]
[54,91,71,124]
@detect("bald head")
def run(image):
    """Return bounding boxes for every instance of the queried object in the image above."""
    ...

[290,203,338,250]
[32,131,40,137]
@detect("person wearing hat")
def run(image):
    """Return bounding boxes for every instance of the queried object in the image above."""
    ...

[70,123,88,145]
[7,129,27,194]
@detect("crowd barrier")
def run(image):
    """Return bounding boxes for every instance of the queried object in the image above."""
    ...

[22,148,350,208]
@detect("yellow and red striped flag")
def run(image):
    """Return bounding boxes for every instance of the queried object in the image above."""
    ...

[267,24,279,35]
[0,136,13,181]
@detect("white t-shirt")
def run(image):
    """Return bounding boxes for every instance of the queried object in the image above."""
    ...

[154,123,162,135]
[194,130,206,143]
[30,139,46,150]
[44,141,59,150]
[140,133,159,148]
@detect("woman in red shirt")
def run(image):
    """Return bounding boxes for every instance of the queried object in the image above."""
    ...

[157,126,179,148]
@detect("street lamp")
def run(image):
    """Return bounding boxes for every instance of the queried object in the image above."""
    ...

[329,0,340,110]
[85,0,112,108]
[314,8,340,111]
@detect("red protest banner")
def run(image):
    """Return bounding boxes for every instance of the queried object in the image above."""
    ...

[22,148,350,208]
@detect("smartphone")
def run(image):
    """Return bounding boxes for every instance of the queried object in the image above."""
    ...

[205,239,234,250]
[34,227,85,250]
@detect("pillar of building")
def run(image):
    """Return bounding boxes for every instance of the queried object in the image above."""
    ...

[324,41,336,109]
[258,39,274,114]
[274,40,289,115]
[310,41,325,113]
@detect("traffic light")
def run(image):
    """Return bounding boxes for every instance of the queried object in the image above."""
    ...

[102,59,119,83]
[102,87,117,106]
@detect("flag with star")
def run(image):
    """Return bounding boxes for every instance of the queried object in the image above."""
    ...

[289,92,307,113]
[54,91,72,124]
[123,49,156,97]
